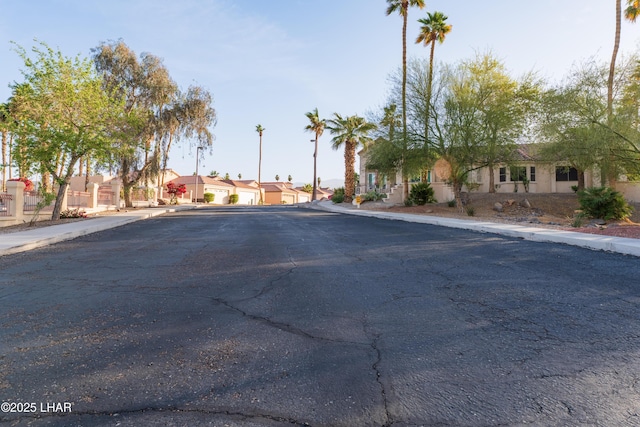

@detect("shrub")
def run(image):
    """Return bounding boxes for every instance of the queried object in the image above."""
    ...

[409,182,436,206]
[571,212,587,228]
[466,206,475,216]
[447,199,456,208]
[404,198,414,207]
[229,194,239,204]
[362,190,385,202]
[60,208,87,219]
[332,187,345,204]
[577,186,633,220]
[203,192,215,203]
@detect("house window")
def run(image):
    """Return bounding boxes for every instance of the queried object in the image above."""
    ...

[510,166,527,182]
[556,166,578,181]
[530,166,536,182]
[499,167,506,182]
[368,173,376,189]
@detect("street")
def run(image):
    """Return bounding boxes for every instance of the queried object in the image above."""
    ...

[1,205,639,426]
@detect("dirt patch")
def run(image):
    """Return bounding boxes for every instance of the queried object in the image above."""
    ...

[357,192,640,240]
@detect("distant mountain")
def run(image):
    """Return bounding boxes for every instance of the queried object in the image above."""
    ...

[292,178,344,189]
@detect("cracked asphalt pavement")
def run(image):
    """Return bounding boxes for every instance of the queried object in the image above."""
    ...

[1,205,639,426]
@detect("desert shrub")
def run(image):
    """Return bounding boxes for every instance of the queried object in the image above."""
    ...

[466,206,475,216]
[229,194,239,204]
[447,199,456,207]
[571,212,587,228]
[577,187,633,220]
[332,187,345,204]
[203,192,215,203]
[362,190,386,202]
[409,182,436,205]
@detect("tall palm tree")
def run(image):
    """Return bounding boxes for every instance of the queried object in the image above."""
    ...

[326,113,376,203]
[416,11,451,141]
[386,0,426,200]
[256,124,265,204]
[304,108,326,201]
[625,1,640,22]
[606,0,638,185]
[381,103,400,142]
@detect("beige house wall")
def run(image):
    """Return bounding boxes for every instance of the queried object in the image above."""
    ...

[264,192,281,205]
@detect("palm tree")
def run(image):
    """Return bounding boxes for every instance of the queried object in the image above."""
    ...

[625,1,640,22]
[256,124,265,204]
[326,113,376,203]
[416,11,451,141]
[386,0,426,200]
[304,108,326,201]
[606,0,638,185]
[275,174,280,181]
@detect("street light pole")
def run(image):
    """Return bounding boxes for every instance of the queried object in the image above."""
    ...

[194,146,203,205]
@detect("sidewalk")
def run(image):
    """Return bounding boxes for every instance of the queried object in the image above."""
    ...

[306,201,640,258]
[0,206,196,257]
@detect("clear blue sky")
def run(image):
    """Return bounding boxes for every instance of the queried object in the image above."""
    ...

[1,0,639,186]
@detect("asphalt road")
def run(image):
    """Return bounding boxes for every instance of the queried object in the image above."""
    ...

[1,205,639,427]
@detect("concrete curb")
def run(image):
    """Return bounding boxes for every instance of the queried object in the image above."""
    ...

[304,201,640,258]
[0,206,197,257]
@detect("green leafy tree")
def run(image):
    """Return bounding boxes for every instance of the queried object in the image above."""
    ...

[92,41,215,207]
[428,55,536,209]
[386,0,426,200]
[540,56,640,188]
[11,41,123,220]
[304,107,325,201]
[326,113,376,203]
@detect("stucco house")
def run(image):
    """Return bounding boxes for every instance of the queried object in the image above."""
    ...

[359,144,640,203]
[221,179,262,205]
[261,182,300,204]
[165,175,234,204]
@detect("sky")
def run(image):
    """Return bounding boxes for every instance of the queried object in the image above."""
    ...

[1,0,639,187]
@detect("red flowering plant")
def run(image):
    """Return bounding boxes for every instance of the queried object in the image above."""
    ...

[8,177,34,192]
[166,182,187,205]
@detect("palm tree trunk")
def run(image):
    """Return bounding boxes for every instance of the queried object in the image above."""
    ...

[312,133,318,201]
[344,140,356,203]
[85,156,91,191]
[1,131,6,192]
[402,7,409,202]
[608,0,622,120]
[258,134,263,204]
[8,134,13,180]
[426,39,436,143]
[607,0,622,188]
